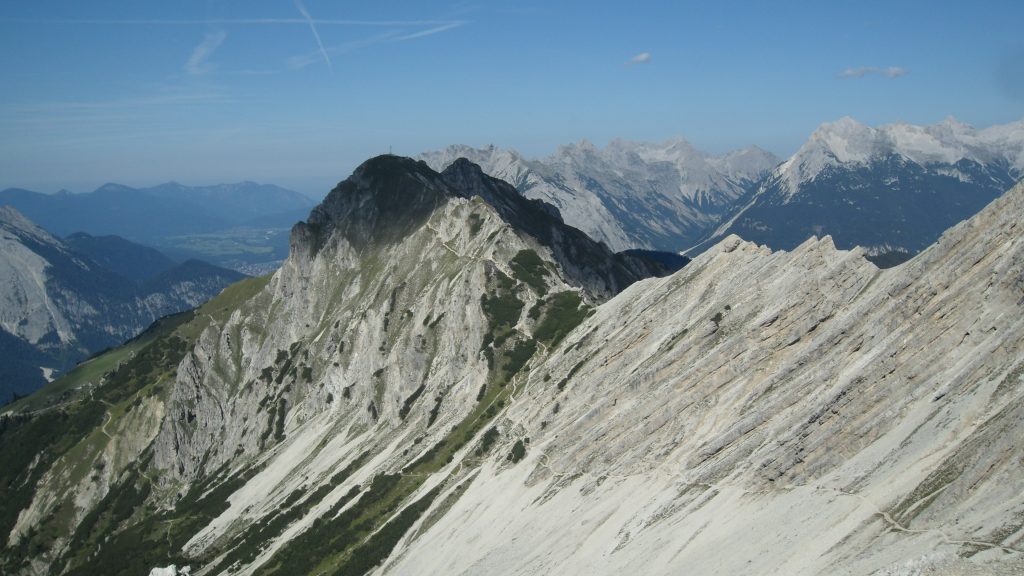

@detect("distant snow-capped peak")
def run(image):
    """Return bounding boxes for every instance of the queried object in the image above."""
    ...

[778,116,1024,195]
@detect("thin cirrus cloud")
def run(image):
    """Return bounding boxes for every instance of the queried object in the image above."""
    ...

[391,20,465,41]
[185,31,227,75]
[627,52,651,65]
[11,92,233,115]
[0,15,468,73]
[838,66,908,79]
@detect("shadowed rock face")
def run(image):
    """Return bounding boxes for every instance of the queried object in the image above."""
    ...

[439,158,680,298]
[293,155,674,299]
[296,156,448,254]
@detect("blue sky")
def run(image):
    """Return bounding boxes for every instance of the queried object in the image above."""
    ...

[2,0,1022,197]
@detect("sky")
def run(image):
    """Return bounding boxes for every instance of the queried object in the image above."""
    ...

[2,0,1023,198]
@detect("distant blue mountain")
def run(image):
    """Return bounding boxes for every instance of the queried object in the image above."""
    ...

[0,181,315,242]
[63,232,177,282]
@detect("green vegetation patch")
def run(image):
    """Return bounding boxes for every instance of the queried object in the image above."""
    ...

[59,460,261,576]
[475,427,500,456]
[330,485,442,576]
[557,358,588,391]
[508,439,527,463]
[1,311,200,571]
[427,394,444,427]
[509,249,549,295]
[1,272,272,575]
[503,339,538,382]
[256,472,414,575]
[533,291,589,347]
[468,212,484,236]
[480,291,524,330]
[399,383,427,420]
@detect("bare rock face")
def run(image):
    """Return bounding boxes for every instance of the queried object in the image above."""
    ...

[149,156,669,566]
[384,181,1024,575]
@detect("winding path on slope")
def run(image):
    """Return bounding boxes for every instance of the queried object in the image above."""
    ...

[98,399,114,440]
[826,485,1023,555]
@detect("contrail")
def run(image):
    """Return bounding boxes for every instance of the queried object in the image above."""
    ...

[293,0,332,69]
[0,17,459,26]
[391,21,465,41]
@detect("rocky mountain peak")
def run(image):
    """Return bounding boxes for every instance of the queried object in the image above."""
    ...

[295,155,449,255]
[6,156,1022,576]
[440,157,563,225]
[290,154,672,301]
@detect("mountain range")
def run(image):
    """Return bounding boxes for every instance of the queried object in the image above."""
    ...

[422,117,1024,265]
[2,155,1022,576]
[0,182,316,271]
[689,117,1024,260]
[419,140,779,252]
[0,206,245,403]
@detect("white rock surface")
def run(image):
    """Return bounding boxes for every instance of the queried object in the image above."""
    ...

[0,206,79,346]
[382,180,1024,575]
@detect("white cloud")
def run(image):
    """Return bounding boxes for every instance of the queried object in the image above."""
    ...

[185,31,227,75]
[839,66,908,79]
[628,52,651,65]
[839,66,874,78]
